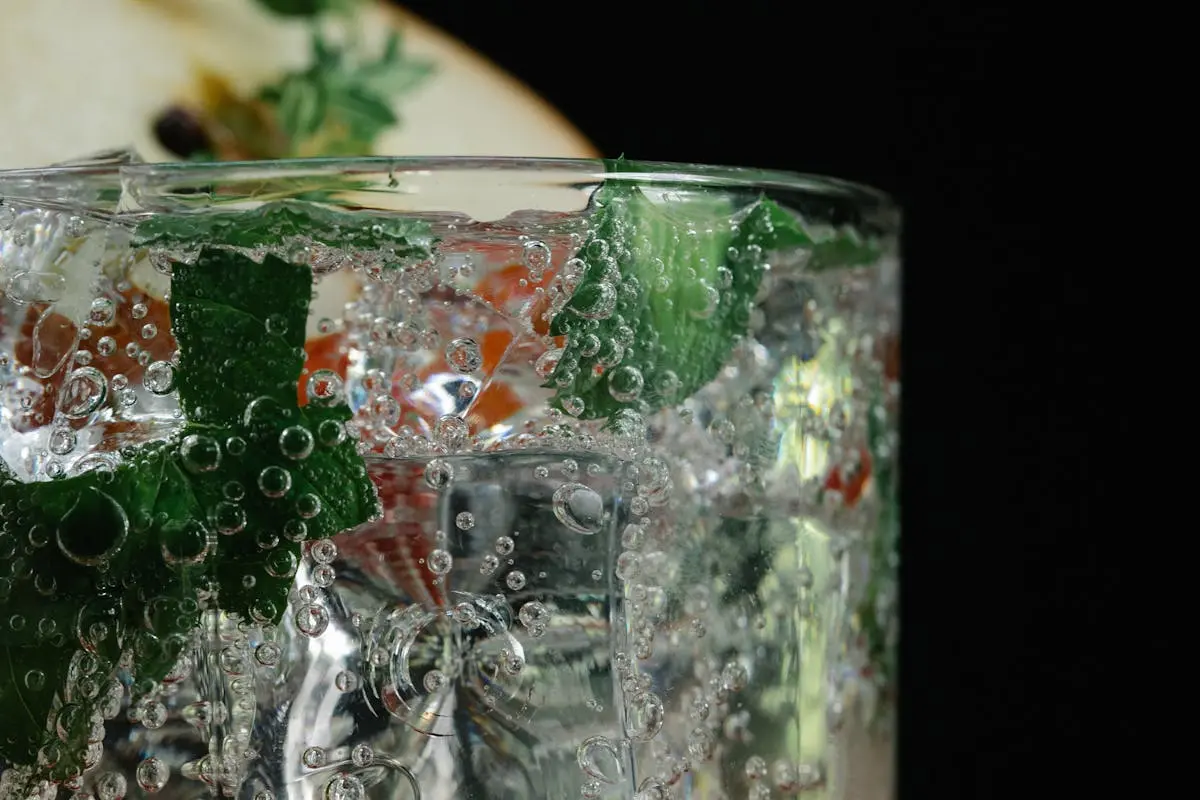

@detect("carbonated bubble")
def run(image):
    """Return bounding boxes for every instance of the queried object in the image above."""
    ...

[573,281,617,319]
[689,281,720,319]
[455,511,475,530]
[445,337,482,373]
[24,669,45,690]
[369,394,401,427]
[562,396,586,416]
[297,493,322,518]
[325,773,365,800]
[621,524,645,549]
[312,563,336,587]
[721,661,749,692]
[745,755,768,781]
[607,365,645,402]
[283,520,307,542]
[57,487,128,566]
[434,415,469,449]
[578,333,601,357]
[335,671,359,692]
[305,369,344,406]
[653,370,680,400]
[776,761,823,792]
[615,551,642,581]
[519,601,550,631]
[213,501,246,535]
[534,347,564,379]
[302,747,326,769]
[48,428,77,456]
[311,539,337,563]
[634,777,668,800]
[480,554,500,575]
[423,669,448,692]
[427,549,453,575]
[552,483,605,534]
[452,602,478,627]
[139,700,168,729]
[143,361,175,394]
[136,757,170,793]
[265,548,298,578]
[506,570,527,591]
[627,691,665,741]
[687,726,716,761]
[317,418,346,447]
[350,743,374,768]
[576,735,623,784]
[424,458,453,489]
[60,368,108,419]
[257,465,292,498]
[279,426,314,460]
[502,650,524,675]
[159,520,208,563]
[495,536,515,555]
[95,771,127,800]
[180,434,221,474]
[522,240,552,279]
[255,642,282,666]
[295,604,329,637]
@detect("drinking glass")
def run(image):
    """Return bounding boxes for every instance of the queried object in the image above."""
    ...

[0,156,900,800]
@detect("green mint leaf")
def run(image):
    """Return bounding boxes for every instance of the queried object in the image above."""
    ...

[0,241,389,773]
[545,161,881,423]
[169,249,308,428]
[254,0,358,17]
[276,75,329,141]
[132,199,433,258]
[357,33,435,97]
[0,443,186,770]
[253,31,433,156]
[330,85,400,140]
[858,388,899,702]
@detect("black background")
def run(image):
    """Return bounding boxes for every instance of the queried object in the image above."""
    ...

[391,3,1086,798]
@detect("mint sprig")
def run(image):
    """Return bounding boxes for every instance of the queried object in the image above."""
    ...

[259,32,434,157]
[0,248,379,774]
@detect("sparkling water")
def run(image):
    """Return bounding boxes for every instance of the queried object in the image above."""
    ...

[0,160,899,800]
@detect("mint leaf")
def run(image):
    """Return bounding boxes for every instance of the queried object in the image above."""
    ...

[0,443,187,772]
[253,32,434,157]
[545,163,881,423]
[858,388,899,700]
[254,0,359,16]
[276,74,329,141]
[169,248,308,427]
[0,247,381,774]
[132,200,433,259]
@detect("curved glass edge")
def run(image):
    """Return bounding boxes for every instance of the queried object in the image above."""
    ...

[0,156,897,212]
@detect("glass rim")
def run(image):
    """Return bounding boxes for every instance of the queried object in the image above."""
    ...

[0,155,896,207]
